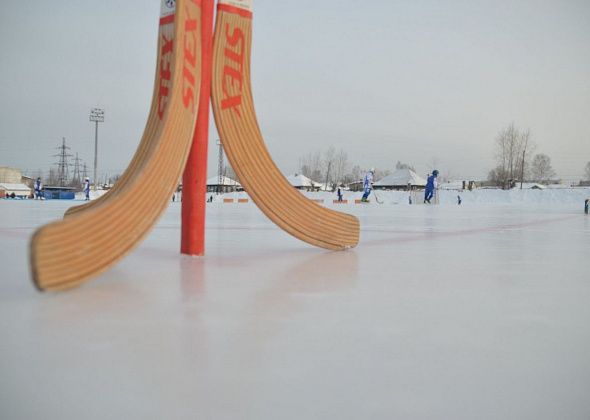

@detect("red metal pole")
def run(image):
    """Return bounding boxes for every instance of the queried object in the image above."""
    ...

[181,0,214,256]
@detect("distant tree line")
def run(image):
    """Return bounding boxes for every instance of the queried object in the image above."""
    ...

[298,147,398,189]
[488,123,564,188]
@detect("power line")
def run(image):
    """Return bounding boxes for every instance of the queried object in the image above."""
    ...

[52,137,73,187]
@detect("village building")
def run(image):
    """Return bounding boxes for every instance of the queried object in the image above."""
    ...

[286,174,321,191]
[205,176,242,193]
[373,168,427,191]
[0,183,32,199]
[0,167,33,198]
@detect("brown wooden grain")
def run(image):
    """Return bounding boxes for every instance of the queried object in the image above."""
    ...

[65,11,175,218]
[30,0,203,291]
[211,8,359,251]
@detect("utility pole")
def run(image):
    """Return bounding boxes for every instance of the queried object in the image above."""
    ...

[520,149,526,189]
[520,135,529,190]
[72,153,82,188]
[216,139,224,194]
[324,161,331,192]
[89,108,105,191]
[82,162,88,181]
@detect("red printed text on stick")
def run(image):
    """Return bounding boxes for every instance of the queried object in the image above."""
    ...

[221,24,245,117]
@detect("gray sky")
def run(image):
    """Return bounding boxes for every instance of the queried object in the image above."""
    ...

[1,0,589,182]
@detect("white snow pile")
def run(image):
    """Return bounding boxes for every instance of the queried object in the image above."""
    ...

[294,188,590,206]
[437,188,590,205]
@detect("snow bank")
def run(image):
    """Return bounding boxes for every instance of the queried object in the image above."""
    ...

[437,188,590,205]
[206,187,590,207]
[298,188,590,206]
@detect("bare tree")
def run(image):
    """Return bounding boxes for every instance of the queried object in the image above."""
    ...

[395,161,415,171]
[343,165,363,185]
[530,154,556,183]
[32,169,44,181]
[488,166,509,186]
[322,146,336,187]
[46,168,58,185]
[108,174,122,185]
[298,153,311,178]
[373,168,391,182]
[332,148,349,187]
[518,129,533,188]
[585,161,590,181]
[300,147,352,187]
[427,157,440,173]
[492,123,534,188]
[440,168,455,183]
[299,151,323,181]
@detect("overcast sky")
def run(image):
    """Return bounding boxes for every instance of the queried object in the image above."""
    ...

[1,0,589,182]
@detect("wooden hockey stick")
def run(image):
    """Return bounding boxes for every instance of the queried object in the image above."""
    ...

[30,0,203,291]
[373,191,383,204]
[64,2,183,218]
[211,1,359,250]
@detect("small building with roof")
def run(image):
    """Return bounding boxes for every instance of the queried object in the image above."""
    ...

[206,176,242,193]
[0,183,33,199]
[286,174,321,191]
[373,168,427,190]
[513,183,547,190]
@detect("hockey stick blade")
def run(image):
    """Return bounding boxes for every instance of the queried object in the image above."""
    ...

[64,3,185,218]
[211,1,359,250]
[30,0,203,291]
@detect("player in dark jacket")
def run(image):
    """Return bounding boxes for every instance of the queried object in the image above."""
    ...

[424,170,438,203]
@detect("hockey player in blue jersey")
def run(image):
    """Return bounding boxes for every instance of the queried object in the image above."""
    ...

[84,177,91,201]
[361,168,374,202]
[424,170,438,204]
[34,177,43,200]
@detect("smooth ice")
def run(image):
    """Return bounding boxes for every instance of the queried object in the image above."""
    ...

[1,198,589,420]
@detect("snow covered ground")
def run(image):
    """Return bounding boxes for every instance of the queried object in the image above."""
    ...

[218,187,590,206]
[1,193,589,420]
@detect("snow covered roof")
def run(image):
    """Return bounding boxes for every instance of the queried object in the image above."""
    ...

[0,183,32,192]
[514,183,546,190]
[373,168,427,187]
[206,176,241,187]
[286,174,321,188]
[316,183,332,191]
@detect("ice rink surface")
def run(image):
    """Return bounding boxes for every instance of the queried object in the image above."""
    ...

[1,198,589,419]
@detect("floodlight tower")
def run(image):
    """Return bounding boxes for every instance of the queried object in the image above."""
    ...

[89,108,105,191]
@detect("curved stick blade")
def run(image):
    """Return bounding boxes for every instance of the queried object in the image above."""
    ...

[64,5,181,218]
[211,2,359,250]
[30,0,203,291]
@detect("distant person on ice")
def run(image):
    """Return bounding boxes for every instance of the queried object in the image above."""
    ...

[34,177,43,200]
[337,187,343,202]
[424,170,438,204]
[361,168,374,202]
[84,177,91,201]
